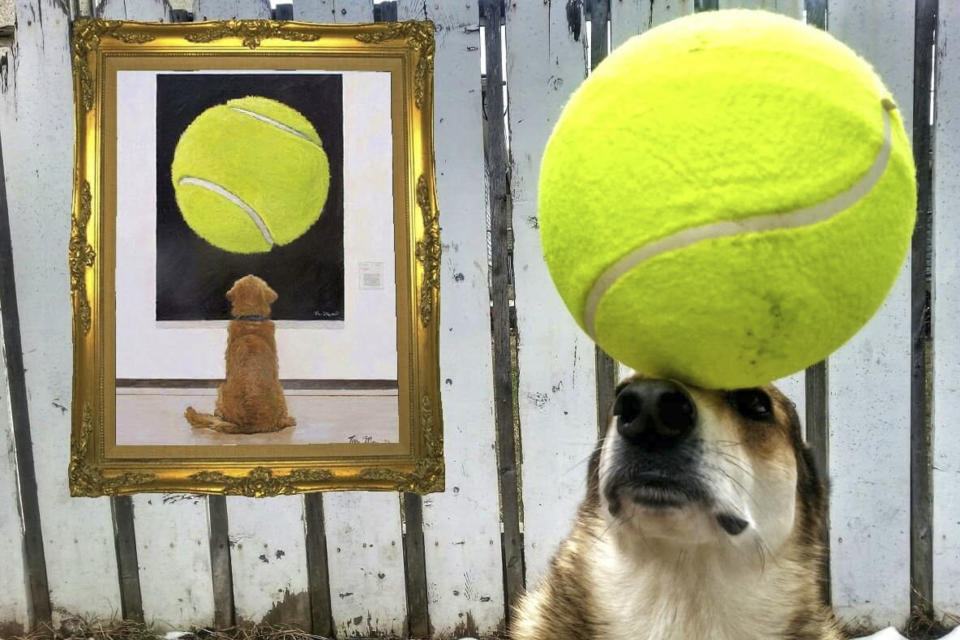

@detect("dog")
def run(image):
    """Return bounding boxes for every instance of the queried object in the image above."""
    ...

[512,375,843,640]
[184,274,296,434]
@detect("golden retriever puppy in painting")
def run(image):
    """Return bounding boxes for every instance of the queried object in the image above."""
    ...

[185,274,296,434]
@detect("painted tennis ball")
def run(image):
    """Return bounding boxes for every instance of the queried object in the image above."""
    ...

[171,95,330,253]
[539,9,916,389]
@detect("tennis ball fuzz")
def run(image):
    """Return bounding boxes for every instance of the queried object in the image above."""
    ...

[172,95,330,253]
[539,9,917,389]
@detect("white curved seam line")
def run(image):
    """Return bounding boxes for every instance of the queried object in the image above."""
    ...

[584,103,894,336]
[229,107,321,148]
[178,176,275,247]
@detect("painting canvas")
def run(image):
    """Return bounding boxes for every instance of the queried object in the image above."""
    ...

[115,68,398,447]
[69,20,442,495]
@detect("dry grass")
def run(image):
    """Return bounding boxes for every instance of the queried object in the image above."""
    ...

[6,619,341,640]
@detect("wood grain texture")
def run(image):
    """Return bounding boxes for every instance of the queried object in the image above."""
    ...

[910,0,937,619]
[400,492,429,638]
[134,495,215,629]
[323,492,406,637]
[96,0,172,20]
[224,496,310,628]
[1,0,118,625]
[0,249,31,633]
[504,0,597,588]
[933,0,960,617]
[718,0,802,11]
[193,0,269,20]
[292,0,370,21]
[481,0,525,616]
[110,497,144,623]
[397,1,507,635]
[302,495,333,638]
[208,496,235,629]
[827,0,915,627]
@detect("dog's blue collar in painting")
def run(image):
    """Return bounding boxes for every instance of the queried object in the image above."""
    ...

[234,314,270,322]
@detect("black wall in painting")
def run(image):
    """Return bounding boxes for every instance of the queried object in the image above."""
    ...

[155,73,344,321]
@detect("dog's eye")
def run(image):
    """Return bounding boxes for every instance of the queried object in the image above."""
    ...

[727,389,773,422]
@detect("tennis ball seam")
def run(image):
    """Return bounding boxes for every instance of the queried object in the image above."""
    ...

[178,176,275,247]
[582,98,896,336]
[227,105,324,150]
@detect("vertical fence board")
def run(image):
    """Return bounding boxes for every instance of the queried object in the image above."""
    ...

[827,0,915,627]
[481,0,525,617]
[96,0,172,20]
[1,0,121,625]
[610,0,651,47]
[909,0,937,620]
[96,0,216,628]
[322,493,406,637]
[396,1,507,635]
[186,1,308,628]
[133,495,215,629]
[224,497,310,628]
[718,0,802,12]
[291,2,409,637]
[504,0,596,588]
[934,0,960,617]
[292,0,371,22]
[0,321,29,633]
[193,0,269,20]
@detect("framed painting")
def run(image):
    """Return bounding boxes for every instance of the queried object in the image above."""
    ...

[68,18,443,496]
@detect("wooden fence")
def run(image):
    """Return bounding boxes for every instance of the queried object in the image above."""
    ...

[0,0,956,638]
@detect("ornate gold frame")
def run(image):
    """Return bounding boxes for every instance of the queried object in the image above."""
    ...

[69,19,443,497]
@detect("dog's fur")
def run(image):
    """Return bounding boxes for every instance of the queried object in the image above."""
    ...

[184,275,296,434]
[512,376,843,640]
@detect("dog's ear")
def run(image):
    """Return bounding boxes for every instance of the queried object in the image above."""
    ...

[262,283,278,306]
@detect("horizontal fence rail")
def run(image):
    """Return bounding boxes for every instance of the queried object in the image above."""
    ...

[0,0,955,638]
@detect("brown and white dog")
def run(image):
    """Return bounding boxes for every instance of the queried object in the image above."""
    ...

[512,376,843,640]
[185,274,296,434]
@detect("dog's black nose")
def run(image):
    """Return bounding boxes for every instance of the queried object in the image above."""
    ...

[614,379,696,449]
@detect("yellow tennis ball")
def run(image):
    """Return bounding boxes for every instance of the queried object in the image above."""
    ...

[171,95,330,253]
[539,9,916,389]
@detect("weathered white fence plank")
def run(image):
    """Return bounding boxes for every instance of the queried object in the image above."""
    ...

[0,321,29,634]
[292,0,363,22]
[289,2,409,637]
[133,495,215,628]
[225,496,310,627]
[396,1,507,635]
[1,0,121,624]
[186,0,309,627]
[611,0,693,47]
[827,0,915,627]
[322,492,406,637]
[93,0,216,628]
[934,0,960,616]
[504,0,595,589]
[717,0,802,12]
[193,0,269,21]
[96,0,172,21]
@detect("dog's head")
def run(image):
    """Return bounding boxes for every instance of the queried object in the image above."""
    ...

[226,274,278,318]
[592,375,825,557]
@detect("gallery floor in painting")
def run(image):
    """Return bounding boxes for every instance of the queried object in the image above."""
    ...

[115,387,399,446]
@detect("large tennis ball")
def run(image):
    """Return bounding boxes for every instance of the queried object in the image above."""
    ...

[540,9,916,389]
[171,95,330,253]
